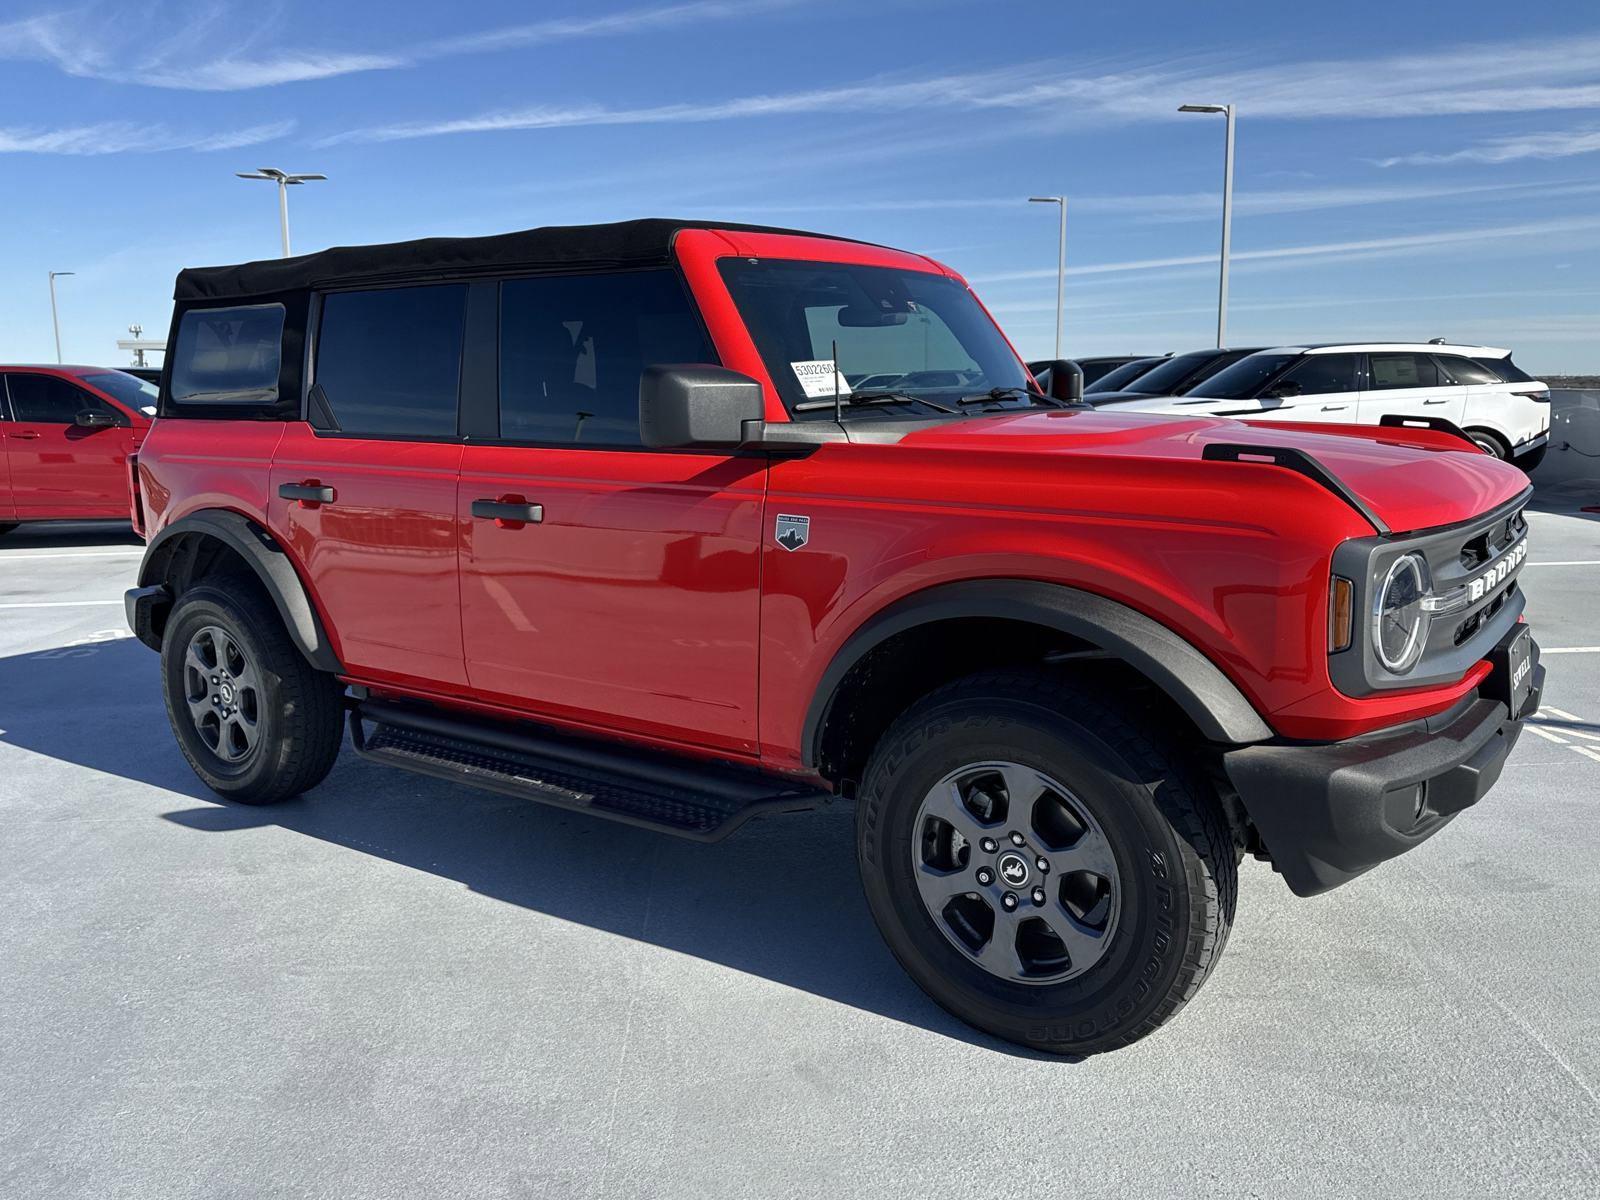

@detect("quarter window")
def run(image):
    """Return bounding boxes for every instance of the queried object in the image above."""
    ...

[1277,353,1360,394]
[1436,355,1501,385]
[170,304,285,404]
[1367,353,1440,390]
[315,285,467,438]
[6,375,118,424]
[499,270,713,446]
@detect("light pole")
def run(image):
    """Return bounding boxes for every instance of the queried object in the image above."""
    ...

[48,270,75,363]
[1028,196,1067,359]
[1178,103,1235,347]
[235,167,327,257]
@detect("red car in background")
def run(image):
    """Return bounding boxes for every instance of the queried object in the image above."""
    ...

[0,365,156,535]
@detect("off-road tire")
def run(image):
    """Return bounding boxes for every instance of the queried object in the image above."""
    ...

[856,668,1237,1055]
[161,579,343,805]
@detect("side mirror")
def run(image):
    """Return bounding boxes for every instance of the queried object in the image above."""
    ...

[640,364,765,449]
[1045,359,1084,404]
[74,409,117,428]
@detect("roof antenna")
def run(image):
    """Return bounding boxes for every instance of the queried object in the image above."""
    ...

[832,338,843,423]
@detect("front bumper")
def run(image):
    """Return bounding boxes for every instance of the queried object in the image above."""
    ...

[1223,641,1542,897]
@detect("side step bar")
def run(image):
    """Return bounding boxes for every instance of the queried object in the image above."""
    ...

[349,699,830,841]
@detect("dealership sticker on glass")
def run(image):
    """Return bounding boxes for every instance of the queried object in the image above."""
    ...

[790,360,853,400]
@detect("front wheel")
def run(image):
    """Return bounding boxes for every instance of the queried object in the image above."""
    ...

[856,670,1236,1055]
[161,579,344,804]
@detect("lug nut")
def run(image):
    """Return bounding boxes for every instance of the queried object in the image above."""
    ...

[1031,887,1047,906]
[1036,856,1049,873]
[212,696,220,705]
[1009,831,1025,846]
[976,867,994,886]
[979,837,998,853]
[211,676,219,685]
[1001,892,1019,911]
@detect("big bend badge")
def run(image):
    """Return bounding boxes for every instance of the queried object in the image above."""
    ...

[775,514,810,552]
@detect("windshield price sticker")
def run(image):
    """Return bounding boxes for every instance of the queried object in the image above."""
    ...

[790,360,853,400]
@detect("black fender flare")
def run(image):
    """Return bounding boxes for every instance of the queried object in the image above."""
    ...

[133,509,342,672]
[802,579,1273,764]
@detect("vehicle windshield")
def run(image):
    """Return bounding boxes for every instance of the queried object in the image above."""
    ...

[718,258,1030,418]
[1104,350,1221,396]
[81,370,159,415]
[1085,357,1164,394]
[1186,353,1300,399]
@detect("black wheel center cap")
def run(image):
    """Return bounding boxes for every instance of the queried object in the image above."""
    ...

[996,852,1030,889]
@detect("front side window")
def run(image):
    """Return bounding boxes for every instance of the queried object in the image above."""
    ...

[1368,353,1440,390]
[82,370,159,416]
[1277,353,1360,394]
[170,304,284,404]
[499,269,713,446]
[1185,353,1298,399]
[315,285,467,438]
[718,259,1027,418]
[6,375,119,424]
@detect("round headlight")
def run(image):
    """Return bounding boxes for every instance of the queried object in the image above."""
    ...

[1374,554,1429,674]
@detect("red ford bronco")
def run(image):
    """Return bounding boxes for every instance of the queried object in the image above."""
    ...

[0,365,155,534]
[125,220,1541,1054]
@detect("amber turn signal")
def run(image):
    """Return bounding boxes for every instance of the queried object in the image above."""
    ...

[1329,576,1354,652]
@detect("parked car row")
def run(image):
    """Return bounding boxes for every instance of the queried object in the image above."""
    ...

[1041,342,1551,470]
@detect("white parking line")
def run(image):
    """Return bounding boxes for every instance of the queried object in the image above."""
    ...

[0,600,124,609]
[1572,746,1600,765]
[1526,561,1600,567]
[1542,706,1585,721]
[1541,647,1600,655]
[0,551,143,561]
[1526,725,1570,745]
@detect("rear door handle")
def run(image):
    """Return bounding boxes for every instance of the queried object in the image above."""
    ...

[1321,405,1348,411]
[1423,399,1448,405]
[472,499,543,525]
[279,482,336,504]
[12,431,40,440]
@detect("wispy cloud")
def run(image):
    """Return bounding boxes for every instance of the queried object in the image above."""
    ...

[325,30,1600,144]
[0,118,292,155]
[1375,126,1600,167]
[0,0,805,91]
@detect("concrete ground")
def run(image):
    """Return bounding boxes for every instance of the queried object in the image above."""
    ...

[1,491,1597,1200]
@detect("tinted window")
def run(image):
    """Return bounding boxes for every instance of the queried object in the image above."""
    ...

[82,370,158,415]
[500,270,713,446]
[316,285,466,438]
[1278,353,1360,394]
[1187,353,1299,399]
[1473,355,1533,383]
[6,375,118,424]
[171,304,284,403]
[1368,353,1440,390]
[1084,357,1165,394]
[1437,355,1502,385]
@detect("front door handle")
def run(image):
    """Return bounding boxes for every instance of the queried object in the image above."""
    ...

[1321,405,1348,411]
[12,431,40,440]
[279,482,336,505]
[472,498,543,525]
[1423,399,1448,405]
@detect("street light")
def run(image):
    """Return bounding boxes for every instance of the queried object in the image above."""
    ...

[1178,103,1236,348]
[236,167,327,257]
[48,271,75,363]
[1028,196,1067,359]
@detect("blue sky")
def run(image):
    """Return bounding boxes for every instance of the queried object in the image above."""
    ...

[3,0,1600,370]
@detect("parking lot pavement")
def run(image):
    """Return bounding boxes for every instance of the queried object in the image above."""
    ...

[2,510,1598,1200]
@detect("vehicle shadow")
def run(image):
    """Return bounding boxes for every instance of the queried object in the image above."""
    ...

[0,520,143,550]
[0,635,1055,1058]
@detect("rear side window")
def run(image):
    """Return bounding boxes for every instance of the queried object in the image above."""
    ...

[170,304,285,404]
[315,285,467,438]
[1279,353,1360,394]
[1368,353,1440,390]
[499,269,713,446]
[1472,355,1533,384]
[1436,355,1502,385]
[6,375,120,424]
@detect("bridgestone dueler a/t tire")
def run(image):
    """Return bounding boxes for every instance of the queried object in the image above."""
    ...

[856,669,1237,1055]
[161,580,343,805]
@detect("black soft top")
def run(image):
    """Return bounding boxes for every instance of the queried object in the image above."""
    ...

[173,217,853,302]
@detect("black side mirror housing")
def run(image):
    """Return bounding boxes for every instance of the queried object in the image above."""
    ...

[639,364,766,449]
[74,409,117,428]
[1046,359,1084,404]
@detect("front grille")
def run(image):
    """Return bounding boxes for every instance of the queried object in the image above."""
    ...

[1455,581,1514,646]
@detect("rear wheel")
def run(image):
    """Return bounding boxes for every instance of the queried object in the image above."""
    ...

[1467,428,1510,460]
[161,579,343,804]
[856,669,1236,1055]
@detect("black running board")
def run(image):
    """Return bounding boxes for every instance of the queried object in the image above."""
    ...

[349,699,829,841]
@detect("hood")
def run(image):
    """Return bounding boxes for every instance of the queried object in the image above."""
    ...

[893,407,1529,535]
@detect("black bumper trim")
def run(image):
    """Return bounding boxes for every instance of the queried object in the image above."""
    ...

[1224,658,1543,897]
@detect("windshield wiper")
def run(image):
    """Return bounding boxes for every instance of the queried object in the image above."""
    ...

[793,390,958,415]
[958,386,1076,410]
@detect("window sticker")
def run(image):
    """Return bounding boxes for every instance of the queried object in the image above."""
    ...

[790,359,853,400]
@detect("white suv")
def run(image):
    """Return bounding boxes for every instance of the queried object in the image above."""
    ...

[1098,342,1552,468]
